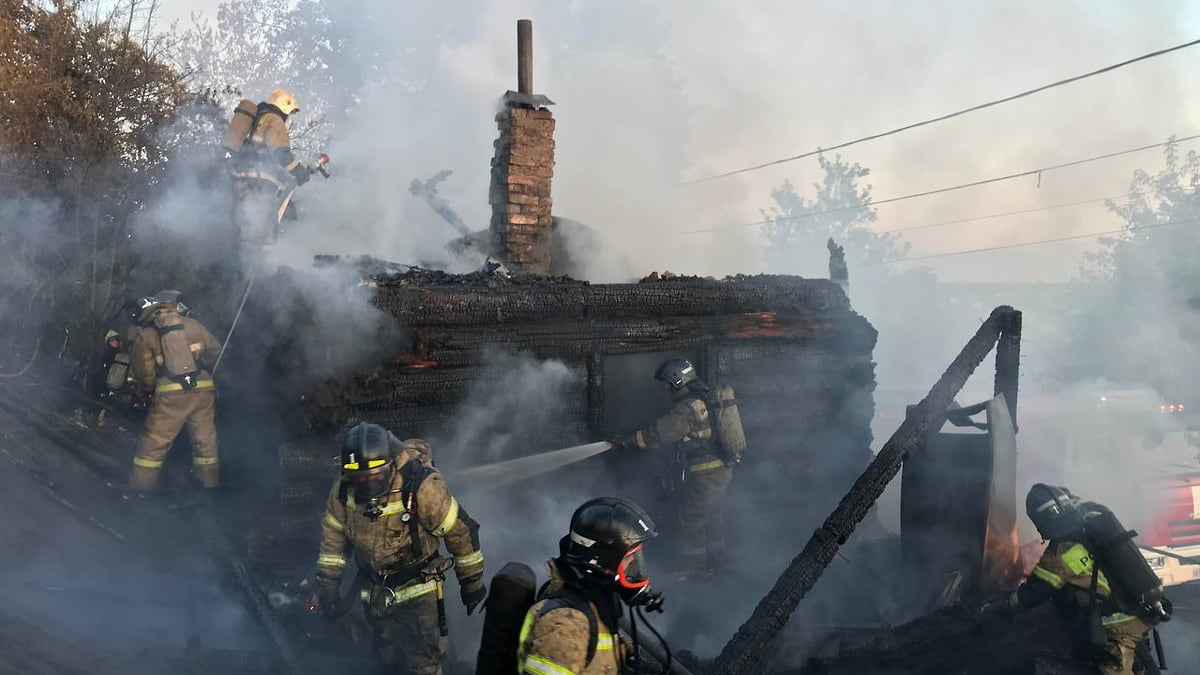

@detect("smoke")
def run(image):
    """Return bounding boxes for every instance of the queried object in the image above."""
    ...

[433,350,577,467]
[5,0,1197,668]
[418,351,616,655]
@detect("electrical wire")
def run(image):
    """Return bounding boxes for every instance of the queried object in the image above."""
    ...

[681,133,1200,235]
[874,215,1200,265]
[680,37,1200,185]
[877,191,1139,235]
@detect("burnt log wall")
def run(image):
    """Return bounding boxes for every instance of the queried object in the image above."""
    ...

[280,273,877,522]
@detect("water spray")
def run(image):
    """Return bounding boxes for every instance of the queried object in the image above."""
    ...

[458,441,615,487]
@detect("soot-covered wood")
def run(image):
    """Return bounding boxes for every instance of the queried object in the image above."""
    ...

[272,266,878,538]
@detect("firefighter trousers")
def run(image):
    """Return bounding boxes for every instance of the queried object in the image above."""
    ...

[364,586,446,675]
[678,461,733,571]
[1098,616,1151,675]
[130,388,219,491]
[234,181,282,252]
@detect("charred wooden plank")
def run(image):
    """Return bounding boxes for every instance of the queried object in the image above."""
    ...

[371,274,851,326]
[708,307,1017,675]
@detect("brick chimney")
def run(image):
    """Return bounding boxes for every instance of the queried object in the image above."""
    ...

[489,19,556,274]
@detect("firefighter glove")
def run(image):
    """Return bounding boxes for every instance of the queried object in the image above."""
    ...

[316,582,342,623]
[291,164,312,186]
[610,433,637,451]
[461,578,487,615]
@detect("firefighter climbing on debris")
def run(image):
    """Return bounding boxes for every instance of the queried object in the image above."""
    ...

[989,484,1172,674]
[611,357,746,577]
[513,496,665,675]
[224,89,320,262]
[315,423,485,674]
[127,291,222,492]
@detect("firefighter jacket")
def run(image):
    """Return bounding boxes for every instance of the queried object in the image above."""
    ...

[235,103,300,189]
[315,450,485,593]
[1010,537,1140,630]
[130,317,220,394]
[631,392,724,474]
[518,561,625,675]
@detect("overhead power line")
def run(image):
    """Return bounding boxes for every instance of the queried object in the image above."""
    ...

[877,191,1138,235]
[681,37,1200,185]
[876,216,1200,265]
[681,133,1200,235]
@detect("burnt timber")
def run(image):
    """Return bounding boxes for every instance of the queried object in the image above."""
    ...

[275,266,878,502]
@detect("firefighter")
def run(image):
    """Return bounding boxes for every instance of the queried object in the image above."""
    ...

[230,89,312,259]
[611,358,736,576]
[71,329,127,429]
[518,497,664,675]
[128,291,221,492]
[1003,484,1152,674]
[315,424,486,675]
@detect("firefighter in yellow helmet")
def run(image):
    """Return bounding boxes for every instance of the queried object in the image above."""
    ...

[998,484,1169,674]
[315,425,485,674]
[230,89,313,259]
[128,291,221,492]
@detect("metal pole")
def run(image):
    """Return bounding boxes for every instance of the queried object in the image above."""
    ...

[213,269,256,375]
[517,19,533,94]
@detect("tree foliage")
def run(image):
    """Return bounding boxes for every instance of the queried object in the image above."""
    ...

[761,154,908,275]
[0,0,186,372]
[1057,140,1200,394]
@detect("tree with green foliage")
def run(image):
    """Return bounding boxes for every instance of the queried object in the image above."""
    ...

[1057,139,1200,395]
[761,154,909,276]
[0,0,187,375]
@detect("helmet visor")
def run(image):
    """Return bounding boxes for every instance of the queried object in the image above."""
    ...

[347,463,392,500]
[615,544,650,590]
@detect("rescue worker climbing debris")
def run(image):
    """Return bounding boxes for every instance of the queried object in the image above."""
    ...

[611,357,745,576]
[994,484,1171,675]
[315,424,486,675]
[517,496,666,675]
[128,291,222,492]
[225,89,313,261]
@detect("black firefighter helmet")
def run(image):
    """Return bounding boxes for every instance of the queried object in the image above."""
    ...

[560,497,662,609]
[654,358,698,391]
[134,290,190,325]
[1025,483,1084,540]
[341,422,399,501]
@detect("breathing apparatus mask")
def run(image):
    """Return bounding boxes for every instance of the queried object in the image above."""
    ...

[614,543,664,612]
[340,423,400,518]
[562,497,665,612]
[347,461,393,502]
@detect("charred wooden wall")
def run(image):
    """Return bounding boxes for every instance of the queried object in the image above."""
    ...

[271,268,876,523]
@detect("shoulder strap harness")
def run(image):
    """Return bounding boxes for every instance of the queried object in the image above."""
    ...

[539,587,600,665]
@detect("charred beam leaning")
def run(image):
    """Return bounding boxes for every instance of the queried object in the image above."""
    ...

[708,306,1022,675]
[993,309,1022,428]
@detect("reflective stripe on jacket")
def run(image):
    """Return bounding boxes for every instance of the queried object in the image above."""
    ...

[518,598,620,675]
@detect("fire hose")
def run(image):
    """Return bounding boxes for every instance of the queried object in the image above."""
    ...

[213,154,330,375]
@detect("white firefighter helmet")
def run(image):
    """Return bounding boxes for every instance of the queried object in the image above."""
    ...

[267,89,300,116]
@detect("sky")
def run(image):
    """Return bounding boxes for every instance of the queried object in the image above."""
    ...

[150,0,1200,283]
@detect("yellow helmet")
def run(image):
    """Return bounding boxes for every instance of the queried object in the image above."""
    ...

[267,89,300,116]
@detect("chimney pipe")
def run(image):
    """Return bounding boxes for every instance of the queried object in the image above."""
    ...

[517,19,533,95]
